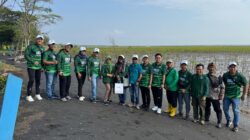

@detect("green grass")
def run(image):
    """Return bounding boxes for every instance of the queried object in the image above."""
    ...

[70,45,250,58]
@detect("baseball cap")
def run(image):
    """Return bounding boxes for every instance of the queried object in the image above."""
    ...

[228,61,237,67]
[142,55,149,59]
[119,55,125,59]
[93,48,100,53]
[80,46,86,51]
[36,35,44,40]
[167,59,174,63]
[180,60,188,65]
[132,54,139,59]
[65,43,73,47]
[48,40,56,45]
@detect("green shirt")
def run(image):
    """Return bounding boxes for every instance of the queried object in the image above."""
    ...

[140,63,152,87]
[165,68,179,92]
[101,63,114,84]
[74,54,88,73]
[190,74,209,98]
[24,44,45,70]
[151,62,166,88]
[223,71,248,99]
[43,49,57,73]
[88,56,101,76]
[178,70,192,93]
[57,50,71,76]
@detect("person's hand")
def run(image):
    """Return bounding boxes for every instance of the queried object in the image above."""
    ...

[78,73,82,78]
[161,84,165,89]
[136,81,139,86]
[181,89,186,94]
[107,74,113,77]
[54,61,58,65]
[34,61,39,65]
[148,84,151,89]
[201,99,206,107]
[88,77,91,81]
[241,94,246,101]
[59,72,63,76]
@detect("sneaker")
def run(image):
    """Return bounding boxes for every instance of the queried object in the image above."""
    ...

[226,121,232,128]
[61,98,67,102]
[66,96,72,100]
[107,99,112,103]
[122,103,126,106]
[232,127,239,132]
[26,96,34,102]
[79,96,85,101]
[193,119,199,123]
[216,123,222,128]
[104,101,109,106]
[140,104,146,109]
[35,94,43,101]
[152,106,158,111]
[136,105,140,110]
[157,108,162,114]
[91,99,97,103]
[128,103,134,108]
[200,120,205,125]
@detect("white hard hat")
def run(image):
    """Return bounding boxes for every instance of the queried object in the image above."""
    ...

[228,61,237,67]
[93,48,100,53]
[142,55,149,59]
[180,60,188,65]
[132,54,139,59]
[36,35,44,40]
[80,46,86,51]
[48,40,56,45]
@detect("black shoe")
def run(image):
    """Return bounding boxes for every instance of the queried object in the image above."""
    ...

[108,99,112,103]
[140,104,146,109]
[226,121,232,128]
[232,127,239,132]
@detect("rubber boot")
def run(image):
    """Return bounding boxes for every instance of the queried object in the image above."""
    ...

[169,107,177,117]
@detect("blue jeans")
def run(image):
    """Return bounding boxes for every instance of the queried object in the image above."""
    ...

[223,97,240,127]
[91,74,99,100]
[178,92,191,116]
[119,87,128,104]
[130,84,140,105]
[45,72,57,98]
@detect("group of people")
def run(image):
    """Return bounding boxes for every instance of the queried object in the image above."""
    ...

[24,35,249,133]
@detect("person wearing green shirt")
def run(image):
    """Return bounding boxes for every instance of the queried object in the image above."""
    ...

[74,46,88,101]
[177,60,192,120]
[101,55,114,105]
[43,40,59,99]
[165,59,179,117]
[190,64,209,125]
[150,53,166,114]
[57,43,73,102]
[223,61,248,132]
[88,48,101,103]
[24,35,45,102]
[139,55,151,111]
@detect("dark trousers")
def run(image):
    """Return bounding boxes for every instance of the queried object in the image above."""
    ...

[59,75,71,98]
[205,97,222,124]
[167,90,178,108]
[27,68,41,96]
[75,72,86,97]
[140,86,151,108]
[152,86,163,108]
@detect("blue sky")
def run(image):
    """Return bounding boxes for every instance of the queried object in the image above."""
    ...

[43,0,250,46]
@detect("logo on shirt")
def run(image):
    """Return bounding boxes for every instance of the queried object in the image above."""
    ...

[81,60,86,65]
[94,62,99,67]
[65,58,70,63]
[227,78,235,85]
[36,51,41,56]
[153,68,160,74]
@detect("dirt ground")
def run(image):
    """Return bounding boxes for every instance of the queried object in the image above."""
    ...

[1,55,249,140]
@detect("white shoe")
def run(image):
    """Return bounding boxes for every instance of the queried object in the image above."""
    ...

[35,94,43,101]
[26,96,34,102]
[157,108,162,114]
[152,106,158,111]
[66,96,72,100]
[79,96,85,101]
[61,97,67,102]
[136,105,140,110]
